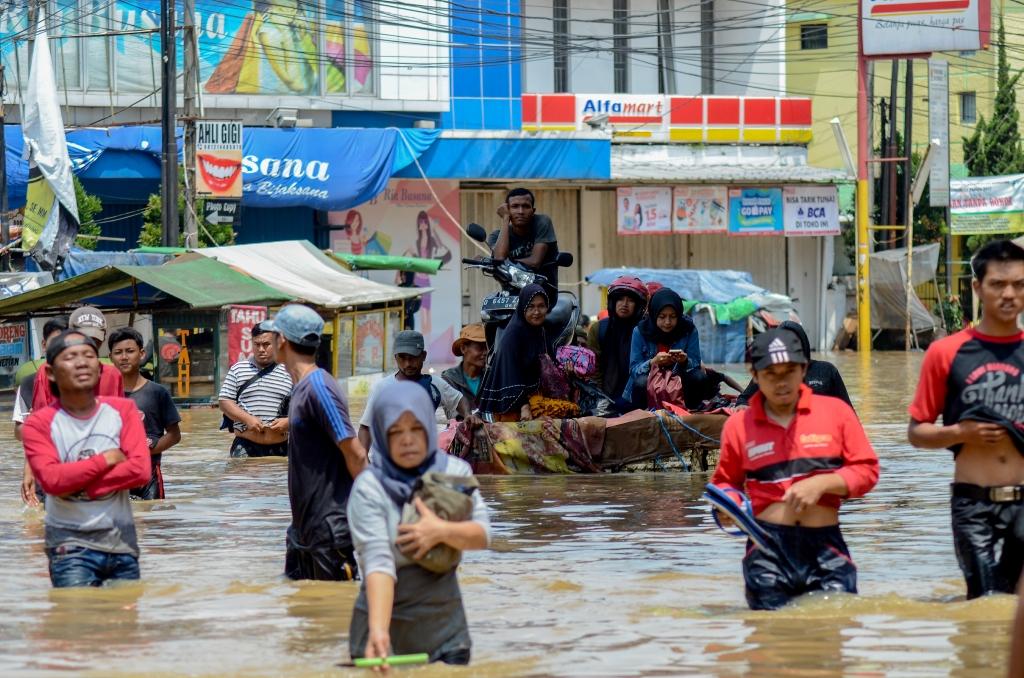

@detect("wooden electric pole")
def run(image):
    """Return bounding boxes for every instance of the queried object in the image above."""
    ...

[182,0,198,246]
[160,0,178,247]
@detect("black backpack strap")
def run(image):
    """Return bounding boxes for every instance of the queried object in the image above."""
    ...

[220,363,277,430]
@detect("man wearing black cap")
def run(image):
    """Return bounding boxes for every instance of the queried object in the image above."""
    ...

[266,304,367,581]
[218,321,293,458]
[710,328,879,610]
[22,330,151,587]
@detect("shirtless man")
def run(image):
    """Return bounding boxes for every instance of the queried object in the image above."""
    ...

[909,239,1024,599]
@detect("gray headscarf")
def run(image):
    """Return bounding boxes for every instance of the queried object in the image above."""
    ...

[369,380,447,507]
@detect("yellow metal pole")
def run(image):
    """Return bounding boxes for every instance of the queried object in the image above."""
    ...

[332,311,340,376]
[856,179,872,355]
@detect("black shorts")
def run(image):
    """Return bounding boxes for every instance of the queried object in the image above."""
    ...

[742,522,857,611]
[230,437,287,458]
[285,541,359,582]
[950,489,1024,599]
[130,462,165,501]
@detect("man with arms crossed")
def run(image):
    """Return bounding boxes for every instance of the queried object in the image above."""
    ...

[22,330,151,587]
[909,239,1024,598]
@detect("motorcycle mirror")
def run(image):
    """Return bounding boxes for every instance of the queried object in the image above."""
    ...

[556,252,574,267]
[466,223,487,243]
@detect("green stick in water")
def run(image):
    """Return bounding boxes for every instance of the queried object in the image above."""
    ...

[350,653,429,668]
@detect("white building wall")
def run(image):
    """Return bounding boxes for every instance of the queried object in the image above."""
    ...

[568,0,615,92]
[712,0,785,95]
[523,2,555,91]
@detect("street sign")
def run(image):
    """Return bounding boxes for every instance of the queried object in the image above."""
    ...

[195,120,243,198]
[928,59,950,207]
[204,200,241,229]
[861,0,983,56]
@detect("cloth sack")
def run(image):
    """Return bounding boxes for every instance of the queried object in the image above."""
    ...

[647,365,684,410]
[539,353,572,400]
[556,345,597,378]
[399,472,479,573]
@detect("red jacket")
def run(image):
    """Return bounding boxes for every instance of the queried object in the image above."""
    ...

[23,397,150,499]
[711,385,879,515]
[31,362,124,412]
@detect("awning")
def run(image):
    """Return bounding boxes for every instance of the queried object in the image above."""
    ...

[610,144,850,184]
[193,240,423,308]
[3,125,441,211]
[0,257,291,316]
[333,253,442,275]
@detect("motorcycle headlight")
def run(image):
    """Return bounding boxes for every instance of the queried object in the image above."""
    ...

[508,266,536,288]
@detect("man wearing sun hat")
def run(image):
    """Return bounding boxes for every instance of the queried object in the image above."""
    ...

[442,324,487,412]
[267,303,368,581]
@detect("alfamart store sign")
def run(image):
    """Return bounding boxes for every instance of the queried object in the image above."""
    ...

[950,174,1024,235]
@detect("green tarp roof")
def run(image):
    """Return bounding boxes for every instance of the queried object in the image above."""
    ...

[0,257,291,316]
[332,253,442,275]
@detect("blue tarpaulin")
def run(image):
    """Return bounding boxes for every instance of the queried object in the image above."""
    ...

[586,268,764,304]
[24,248,172,307]
[3,125,441,212]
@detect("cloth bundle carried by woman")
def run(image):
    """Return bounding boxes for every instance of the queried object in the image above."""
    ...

[399,472,480,573]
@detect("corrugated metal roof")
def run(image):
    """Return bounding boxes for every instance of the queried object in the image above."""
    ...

[611,144,851,184]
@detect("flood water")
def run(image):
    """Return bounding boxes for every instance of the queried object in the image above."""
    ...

[0,352,1016,677]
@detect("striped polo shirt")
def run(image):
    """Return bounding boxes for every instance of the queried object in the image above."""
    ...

[218,359,294,431]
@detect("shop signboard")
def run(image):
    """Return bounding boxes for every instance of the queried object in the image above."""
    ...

[328,179,461,359]
[226,305,268,364]
[728,188,783,236]
[950,174,1024,235]
[672,186,728,234]
[0,322,28,388]
[782,185,840,236]
[196,120,243,198]
[617,187,672,235]
[861,0,983,56]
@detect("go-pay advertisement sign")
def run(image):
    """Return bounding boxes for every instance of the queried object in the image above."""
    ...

[861,0,983,56]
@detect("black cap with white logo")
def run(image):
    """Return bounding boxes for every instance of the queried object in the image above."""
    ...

[748,328,809,371]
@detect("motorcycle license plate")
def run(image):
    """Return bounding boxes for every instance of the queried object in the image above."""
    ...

[483,294,517,312]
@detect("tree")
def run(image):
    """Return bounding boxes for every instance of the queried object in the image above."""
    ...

[962,16,1024,178]
[73,177,102,250]
[137,175,235,248]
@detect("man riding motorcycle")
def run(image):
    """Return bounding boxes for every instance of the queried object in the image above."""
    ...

[487,187,560,298]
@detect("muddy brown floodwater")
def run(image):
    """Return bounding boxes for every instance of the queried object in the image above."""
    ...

[0,353,1016,677]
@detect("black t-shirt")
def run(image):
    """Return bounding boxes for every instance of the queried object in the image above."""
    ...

[286,368,357,549]
[488,213,560,288]
[125,380,181,465]
[736,360,853,409]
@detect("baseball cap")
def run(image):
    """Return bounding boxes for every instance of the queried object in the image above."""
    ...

[451,324,486,356]
[264,304,323,347]
[68,306,107,343]
[393,330,425,356]
[748,328,808,371]
[46,330,98,365]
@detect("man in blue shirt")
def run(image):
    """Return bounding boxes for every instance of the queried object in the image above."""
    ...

[266,304,368,581]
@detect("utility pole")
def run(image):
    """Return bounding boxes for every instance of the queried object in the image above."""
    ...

[160,0,178,247]
[182,0,198,247]
[0,64,9,272]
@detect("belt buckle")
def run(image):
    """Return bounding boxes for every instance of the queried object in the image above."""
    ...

[989,486,1021,503]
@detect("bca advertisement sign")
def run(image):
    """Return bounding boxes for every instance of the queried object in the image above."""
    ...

[861,0,984,56]
[783,186,840,236]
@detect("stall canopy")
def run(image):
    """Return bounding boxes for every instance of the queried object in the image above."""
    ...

[3,125,441,211]
[870,243,942,334]
[193,240,424,308]
[0,257,291,316]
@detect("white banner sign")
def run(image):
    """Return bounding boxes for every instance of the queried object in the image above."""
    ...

[861,0,982,56]
[617,187,672,235]
[950,174,1024,235]
[783,185,840,236]
[928,59,950,207]
[672,186,727,234]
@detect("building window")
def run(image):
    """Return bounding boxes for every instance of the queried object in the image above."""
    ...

[960,92,977,124]
[613,0,629,93]
[553,0,569,92]
[800,24,828,50]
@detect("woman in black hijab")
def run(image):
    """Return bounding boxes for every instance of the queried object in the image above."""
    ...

[477,284,550,421]
[587,275,648,401]
[623,288,702,407]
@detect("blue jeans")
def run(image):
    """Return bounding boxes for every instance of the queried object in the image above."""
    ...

[47,545,140,588]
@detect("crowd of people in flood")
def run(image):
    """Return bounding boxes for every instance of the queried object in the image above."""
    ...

[10,180,1024,671]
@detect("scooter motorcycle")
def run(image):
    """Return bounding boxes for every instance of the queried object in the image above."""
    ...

[461,223,580,354]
